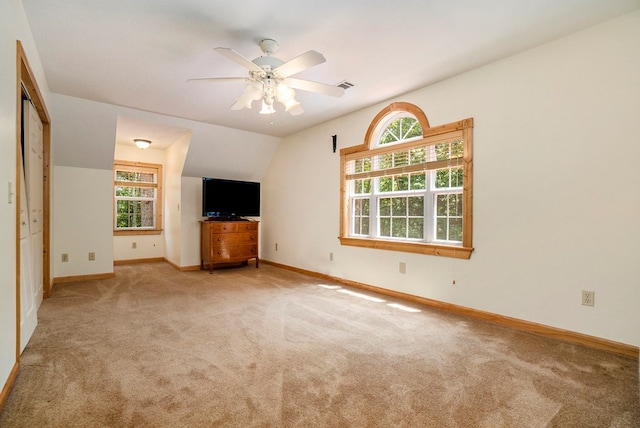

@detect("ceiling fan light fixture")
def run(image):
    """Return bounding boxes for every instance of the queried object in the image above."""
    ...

[233,94,254,110]
[287,104,304,116]
[246,81,263,100]
[276,83,295,102]
[283,98,300,111]
[134,139,151,150]
[259,98,276,115]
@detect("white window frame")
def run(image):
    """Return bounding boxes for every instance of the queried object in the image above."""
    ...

[113,161,163,236]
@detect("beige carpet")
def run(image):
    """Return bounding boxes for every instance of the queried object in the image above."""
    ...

[1,262,638,427]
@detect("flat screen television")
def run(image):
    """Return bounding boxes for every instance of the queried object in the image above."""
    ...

[202,177,260,218]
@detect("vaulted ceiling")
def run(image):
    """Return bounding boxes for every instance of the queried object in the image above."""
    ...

[22,0,640,138]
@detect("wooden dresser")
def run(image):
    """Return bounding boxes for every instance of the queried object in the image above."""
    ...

[200,220,259,272]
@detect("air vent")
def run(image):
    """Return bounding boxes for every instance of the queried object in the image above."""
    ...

[337,81,355,90]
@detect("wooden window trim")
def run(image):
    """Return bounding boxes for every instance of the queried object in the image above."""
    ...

[113,160,163,235]
[339,102,474,259]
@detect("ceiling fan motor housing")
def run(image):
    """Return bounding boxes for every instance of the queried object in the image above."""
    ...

[259,38,279,55]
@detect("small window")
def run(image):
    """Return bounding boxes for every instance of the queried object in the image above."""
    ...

[113,161,163,235]
[340,102,473,259]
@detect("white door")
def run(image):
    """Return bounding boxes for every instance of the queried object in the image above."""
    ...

[19,160,37,353]
[20,99,43,352]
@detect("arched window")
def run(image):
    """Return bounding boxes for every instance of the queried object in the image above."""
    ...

[339,102,474,259]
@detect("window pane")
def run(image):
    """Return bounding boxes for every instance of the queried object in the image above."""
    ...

[408,218,424,239]
[379,198,391,216]
[451,140,464,158]
[449,218,463,241]
[391,219,406,238]
[435,169,450,188]
[140,201,154,227]
[448,194,462,217]
[379,117,422,146]
[436,218,448,240]
[352,198,370,236]
[408,196,424,216]
[115,170,155,183]
[391,197,407,216]
[379,153,393,169]
[115,186,133,197]
[362,217,370,235]
[115,186,155,199]
[355,158,371,173]
[394,175,409,191]
[436,195,448,216]
[452,167,464,187]
[379,177,393,192]
[354,179,370,195]
[116,200,155,228]
[410,147,426,164]
[363,179,371,193]
[380,217,391,236]
[435,143,450,161]
[410,172,426,190]
[394,151,409,167]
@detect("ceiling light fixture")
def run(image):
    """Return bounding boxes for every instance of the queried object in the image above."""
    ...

[134,139,151,150]
[234,74,303,116]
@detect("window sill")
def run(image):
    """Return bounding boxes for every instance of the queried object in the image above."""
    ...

[339,236,473,259]
[114,229,163,236]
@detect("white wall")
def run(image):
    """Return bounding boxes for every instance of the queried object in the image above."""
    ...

[261,11,640,348]
[180,176,204,268]
[0,0,51,394]
[53,166,114,277]
[164,133,191,266]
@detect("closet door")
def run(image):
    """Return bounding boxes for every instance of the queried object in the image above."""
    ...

[19,158,36,353]
[21,100,43,352]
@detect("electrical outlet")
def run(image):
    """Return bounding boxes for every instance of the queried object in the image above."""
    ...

[399,262,406,274]
[582,290,595,306]
[132,242,137,249]
[88,252,95,261]
[61,253,68,263]
[329,252,334,261]
[275,243,278,251]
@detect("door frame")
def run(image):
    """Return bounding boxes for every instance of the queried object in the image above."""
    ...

[15,40,51,360]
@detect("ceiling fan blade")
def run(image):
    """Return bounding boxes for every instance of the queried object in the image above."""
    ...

[187,77,248,84]
[273,50,326,78]
[287,78,345,97]
[214,47,264,73]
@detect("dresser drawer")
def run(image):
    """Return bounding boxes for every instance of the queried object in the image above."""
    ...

[211,232,257,246]
[206,221,258,233]
[207,222,237,233]
[211,244,258,261]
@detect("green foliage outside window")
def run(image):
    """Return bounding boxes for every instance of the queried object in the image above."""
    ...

[353,198,370,235]
[435,194,462,241]
[379,196,424,239]
[379,117,423,145]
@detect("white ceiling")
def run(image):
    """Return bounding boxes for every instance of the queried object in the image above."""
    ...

[22,0,640,139]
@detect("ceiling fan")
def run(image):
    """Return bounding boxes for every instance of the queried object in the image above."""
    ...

[188,39,345,115]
